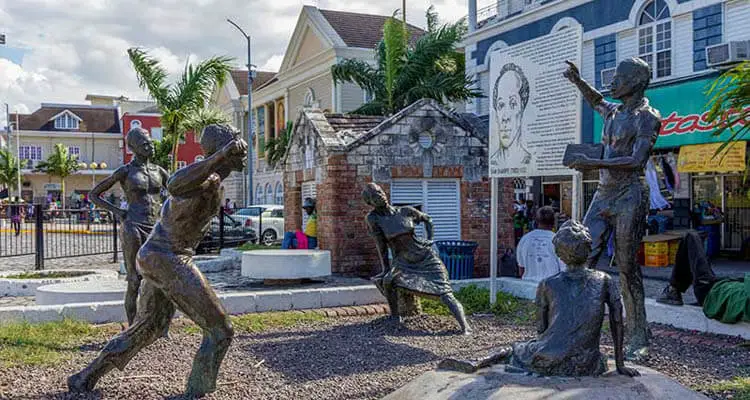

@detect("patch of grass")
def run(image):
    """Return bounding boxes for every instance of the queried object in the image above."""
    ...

[236,243,282,251]
[703,377,750,400]
[182,311,325,335]
[0,319,117,367]
[422,285,534,322]
[3,271,91,279]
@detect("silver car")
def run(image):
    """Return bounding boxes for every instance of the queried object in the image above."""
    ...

[232,205,284,246]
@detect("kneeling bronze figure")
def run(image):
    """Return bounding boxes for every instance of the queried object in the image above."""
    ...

[362,183,470,334]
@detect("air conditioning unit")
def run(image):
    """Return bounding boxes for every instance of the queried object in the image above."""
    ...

[706,41,750,68]
[600,68,616,88]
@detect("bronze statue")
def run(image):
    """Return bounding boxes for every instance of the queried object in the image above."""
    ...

[362,183,470,334]
[68,124,248,398]
[439,220,639,377]
[89,127,169,326]
[563,58,660,358]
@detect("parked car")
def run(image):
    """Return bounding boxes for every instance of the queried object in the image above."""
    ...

[196,213,257,254]
[232,205,284,246]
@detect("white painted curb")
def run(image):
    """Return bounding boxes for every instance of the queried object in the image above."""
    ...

[0,285,386,324]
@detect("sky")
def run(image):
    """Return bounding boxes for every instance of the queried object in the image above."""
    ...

[0,0,465,127]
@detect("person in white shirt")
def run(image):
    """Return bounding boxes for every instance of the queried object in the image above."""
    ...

[517,206,566,281]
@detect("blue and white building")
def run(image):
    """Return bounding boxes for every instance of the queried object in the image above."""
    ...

[464,0,750,252]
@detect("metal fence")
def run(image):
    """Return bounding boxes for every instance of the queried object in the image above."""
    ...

[0,204,119,269]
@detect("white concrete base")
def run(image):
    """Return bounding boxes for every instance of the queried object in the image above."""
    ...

[0,270,119,297]
[241,250,331,280]
[0,285,386,324]
[384,361,709,400]
[36,280,127,306]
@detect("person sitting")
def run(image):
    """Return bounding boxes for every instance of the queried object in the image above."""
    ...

[439,220,638,377]
[281,198,318,249]
[302,197,318,249]
[657,231,749,324]
[516,206,565,281]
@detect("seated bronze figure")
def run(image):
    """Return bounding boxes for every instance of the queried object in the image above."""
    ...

[439,220,638,377]
[362,183,470,334]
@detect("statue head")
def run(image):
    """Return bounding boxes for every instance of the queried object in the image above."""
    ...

[200,124,246,174]
[126,127,154,161]
[552,220,592,268]
[493,63,530,149]
[362,182,389,209]
[610,57,651,101]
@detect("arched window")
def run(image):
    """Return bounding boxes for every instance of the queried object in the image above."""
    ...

[275,182,284,205]
[304,88,315,107]
[637,0,672,78]
[194,155,204,163]
[130,120,141,129]
[255,184,264,205]
[265,183,273,205]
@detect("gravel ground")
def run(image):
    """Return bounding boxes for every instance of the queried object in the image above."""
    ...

[1,313,748,400]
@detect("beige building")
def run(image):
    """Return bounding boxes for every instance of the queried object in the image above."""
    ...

[211,6,424,206]
[9,104,123,204]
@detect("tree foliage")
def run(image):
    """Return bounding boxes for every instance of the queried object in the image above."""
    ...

[34,144,80,208]
[128,48,233,172]
[0,148,27,192]
[331,7,480,116]
[265,121,293,168]
[705,61,750,182]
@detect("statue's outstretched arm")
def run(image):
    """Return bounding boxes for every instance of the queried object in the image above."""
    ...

[167,139,240,196]
[90,166,128,219]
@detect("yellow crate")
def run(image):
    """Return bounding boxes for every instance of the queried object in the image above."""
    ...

[644,242,669,267]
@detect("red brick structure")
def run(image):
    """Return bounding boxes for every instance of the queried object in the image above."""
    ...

[283,99,515,277]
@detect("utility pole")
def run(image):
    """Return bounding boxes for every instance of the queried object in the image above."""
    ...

[402,0,406,24]
[14,111,20,200]
[227,18,255,206]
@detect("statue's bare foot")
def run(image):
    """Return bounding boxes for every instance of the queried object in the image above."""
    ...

[67,369,97,393]
[438,358,480,373]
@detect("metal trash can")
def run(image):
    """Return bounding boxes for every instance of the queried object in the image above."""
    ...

[435,241,478,280]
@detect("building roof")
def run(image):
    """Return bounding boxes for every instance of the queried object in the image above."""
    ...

[11,104,121,133]
[230,70,277,95]
[136,104,161,114]
[318,8,425,49]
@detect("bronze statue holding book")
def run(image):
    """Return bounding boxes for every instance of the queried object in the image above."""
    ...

[563,57,661,359]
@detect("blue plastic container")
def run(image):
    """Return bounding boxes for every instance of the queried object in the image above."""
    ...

[435,240,478,280]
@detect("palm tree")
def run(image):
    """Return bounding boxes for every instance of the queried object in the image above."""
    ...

[34,144,80,209]
[0,148,26,193]
[182,107,232,142]
[331,7,480,116]
[266,121,293,168]
[705,61,750,177]
[128,48,233,172]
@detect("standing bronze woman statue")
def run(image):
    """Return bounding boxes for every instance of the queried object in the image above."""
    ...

[362,183,470,334]
[89,127,169,325]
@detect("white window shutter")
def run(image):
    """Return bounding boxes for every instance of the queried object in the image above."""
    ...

[390,180,426,238]
[426,180,461,241]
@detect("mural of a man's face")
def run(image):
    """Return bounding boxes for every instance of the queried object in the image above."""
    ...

[493,70,526,149]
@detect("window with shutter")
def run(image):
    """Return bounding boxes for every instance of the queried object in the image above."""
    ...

[390,179,461,241]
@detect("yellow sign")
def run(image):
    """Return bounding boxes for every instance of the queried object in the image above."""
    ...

[677,142,747,173]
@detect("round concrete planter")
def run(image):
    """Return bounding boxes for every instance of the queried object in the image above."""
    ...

[0,270,119,297]
[241,250,332,280]
[36,279,127,306]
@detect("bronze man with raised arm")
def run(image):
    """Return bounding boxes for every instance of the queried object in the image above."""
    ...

[69,124,247,398]
[89,127,169,325]
[563,57,660,358]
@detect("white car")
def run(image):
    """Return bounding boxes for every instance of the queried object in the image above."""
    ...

[232,205,284,246]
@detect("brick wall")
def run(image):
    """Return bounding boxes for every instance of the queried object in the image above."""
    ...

[284,100,515,277]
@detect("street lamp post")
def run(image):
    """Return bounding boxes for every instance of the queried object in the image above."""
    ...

[227,18,255,206]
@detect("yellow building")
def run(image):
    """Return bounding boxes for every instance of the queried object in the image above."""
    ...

[9,103,124,205]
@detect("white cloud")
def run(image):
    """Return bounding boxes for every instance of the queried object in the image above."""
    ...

[0,0,467,127]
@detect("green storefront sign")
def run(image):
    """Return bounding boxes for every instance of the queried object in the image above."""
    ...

[593,77,749,149]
